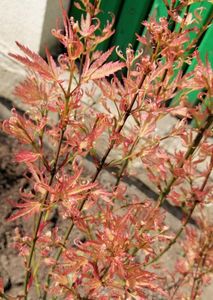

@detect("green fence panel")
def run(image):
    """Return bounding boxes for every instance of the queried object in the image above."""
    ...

[183,1,212,40]
[184,25,213,107]
[69,0,88,22]
[109,0,153,60]
[170,3,213,107]
[149,0,168,20]
[184,3,213,105]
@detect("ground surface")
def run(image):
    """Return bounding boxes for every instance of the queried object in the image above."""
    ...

[0,132,27,297]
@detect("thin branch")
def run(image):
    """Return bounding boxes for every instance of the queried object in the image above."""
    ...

[146,144,213,266]
[23,127,65,299]
[146,201,197,266]
[159,113,213,206]
[42,71,149,299]
[130,113,213,259]
[23,75,79,300]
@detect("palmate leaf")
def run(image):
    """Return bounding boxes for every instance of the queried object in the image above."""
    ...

[2,108,36,144]
[89,47,115,71]
[14,76,48,105]
[82,47,125,81]
[89,61,125,80]
[9,42,57,81]
[7,198,41,221]
[15,150,40,163]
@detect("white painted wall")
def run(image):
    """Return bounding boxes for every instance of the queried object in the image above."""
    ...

[0,0,69,105]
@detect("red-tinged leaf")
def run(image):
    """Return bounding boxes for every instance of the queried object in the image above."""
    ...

[7,199,41,221]
[14,76,49,105]
[9,53,53,81]
[9,42,55,81]
[74,2,83,11]
[136,33,148,45]
[82,47,125,81]
[27,274,33,291]
[44,257,57,266]
[45,47,59,81]
[170,107,192,118]
[90,47,115,71]
[82,53,91,76]
[67,182,98,197]
[0,277,3,293]
[79,13,100,37]
[25,162,45,186]
[2,108,35,144]
[15,150,40,163]
[175,258,189,275]
[59,0,73,41]
[117,208,133,229]
[81,13,91,34]
[9,53,35,67]
[89,188,112,204]
[87,61,125,81]
[37,221,48,238]
[15,41,45,65]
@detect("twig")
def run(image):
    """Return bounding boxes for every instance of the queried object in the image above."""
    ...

[130,113,213,259]
[23,128,65,299]
[158,113,213,206]
[23,71,77,299]
[146,139,213,266]
[42,72,148,300]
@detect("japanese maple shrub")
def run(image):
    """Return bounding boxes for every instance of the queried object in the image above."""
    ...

[1,0,213,299]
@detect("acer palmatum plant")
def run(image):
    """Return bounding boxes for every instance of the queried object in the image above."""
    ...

[1,0,213,299]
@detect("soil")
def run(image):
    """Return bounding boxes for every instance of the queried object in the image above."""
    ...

[0,132,27,296]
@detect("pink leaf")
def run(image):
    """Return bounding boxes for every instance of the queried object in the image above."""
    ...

[27,274,33,291]
[90,47,115,71]
[7,199,41,222]
[86,61,125,81]
[15,150,40,163]
[9,42,55,81]
[0,277,3,293]
[136,33,148,45]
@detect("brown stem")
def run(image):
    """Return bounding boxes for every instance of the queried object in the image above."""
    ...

[96,138,141,283]
[159,113,213,206]
[146,201,197,267]
[114,136,140,189]
[42,62,213,299]
[130,113,212,259]
[190,242,209,300]
[42,74,147,299]
[147,157,213,267]
[170,273,189,300]
[23,69,77,299]
[23,128,65,299]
